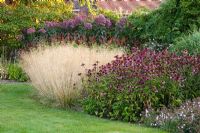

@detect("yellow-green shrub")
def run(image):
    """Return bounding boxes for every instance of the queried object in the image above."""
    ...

[0,1,73,59]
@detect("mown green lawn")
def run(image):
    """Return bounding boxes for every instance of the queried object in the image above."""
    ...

[0,83,167,133]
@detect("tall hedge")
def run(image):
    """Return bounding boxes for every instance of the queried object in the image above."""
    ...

[128,0,200,45]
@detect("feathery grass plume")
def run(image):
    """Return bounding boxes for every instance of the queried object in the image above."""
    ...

[20,43,123,107]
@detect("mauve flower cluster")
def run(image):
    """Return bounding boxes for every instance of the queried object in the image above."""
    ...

[67,15,85,28]
[27,28,36,34]
[45,15,85,29]
[84,22,93,30]
[88,48,200,88]
[44,15,113,30]
[45,21,60,28]
[74,15,84,25]
[94,14,112,28]
[38,28,46,33]
[116,17,127,28]
[26,28,46,34]
[23,15,132,46]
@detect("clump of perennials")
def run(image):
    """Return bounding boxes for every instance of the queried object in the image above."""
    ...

[83,48,200,123]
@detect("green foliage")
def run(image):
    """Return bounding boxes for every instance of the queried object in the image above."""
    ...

[127,7,151,40]
[31,1,73,21]
[126,8,151,46]
[83,75,182,122]
[181,71,200,100]
[128,0,200,47]
[83,74,141,122]
[79,0,96,15]
[169,31,200,55]
[98,9,121,22]
[7,63,28,81]
[178,0,200,31]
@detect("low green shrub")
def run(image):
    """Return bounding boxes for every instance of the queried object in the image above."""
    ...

[169,31,200,55]
[181,71,200,100]
[83,75,181,122]
[0,58,28,81]
[7,63,28,82]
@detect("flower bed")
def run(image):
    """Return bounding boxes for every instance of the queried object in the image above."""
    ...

[142,97,200,133]
[22,14,138,48]
[83,48,200,122]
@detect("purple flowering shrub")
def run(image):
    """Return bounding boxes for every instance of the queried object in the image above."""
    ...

[83,48,200,122]
[22,14,132,47]
[94,14,112,28]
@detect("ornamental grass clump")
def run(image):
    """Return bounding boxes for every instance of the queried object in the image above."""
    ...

[83,48,200,122]
[21,43,123,107]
